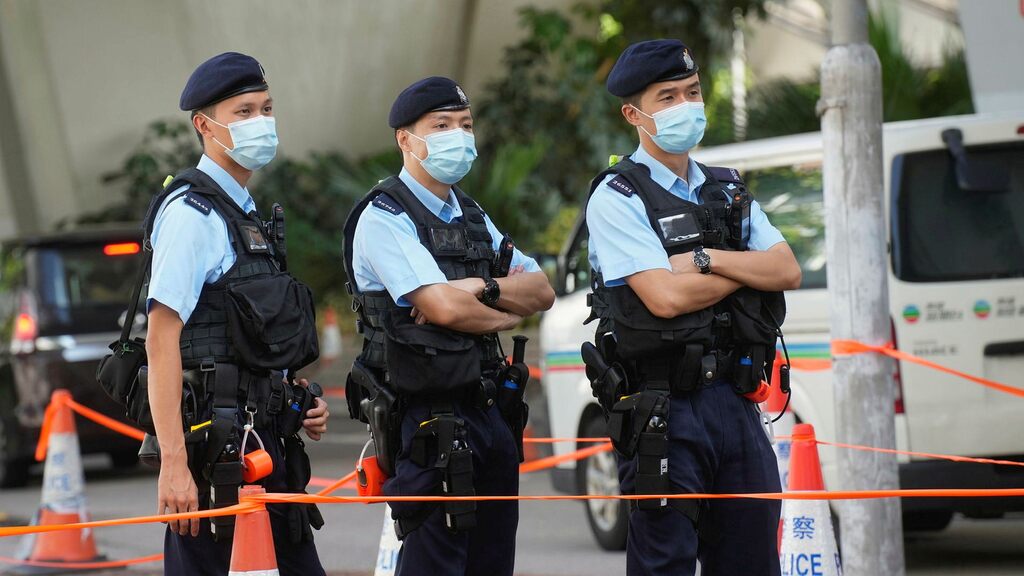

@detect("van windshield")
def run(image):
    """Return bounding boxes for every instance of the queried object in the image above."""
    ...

[34,242,144,336]
[893,142,1024,282]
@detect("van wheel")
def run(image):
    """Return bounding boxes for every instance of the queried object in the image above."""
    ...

[903,510,953,532]
[578,414,628,551]
[0,414,30,488]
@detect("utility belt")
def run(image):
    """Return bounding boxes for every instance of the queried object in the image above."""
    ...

[582,337,766,525]
[346,337,532,538]
[136,361,324,543]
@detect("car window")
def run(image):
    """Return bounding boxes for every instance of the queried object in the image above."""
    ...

[743,163,827,289]
[562,215,590,294]
[33,241,145,335]
[893,141,1024,282]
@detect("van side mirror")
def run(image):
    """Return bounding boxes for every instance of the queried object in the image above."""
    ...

[941,128,1010,193]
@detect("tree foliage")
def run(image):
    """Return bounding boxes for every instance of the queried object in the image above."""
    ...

[84,3,972,305]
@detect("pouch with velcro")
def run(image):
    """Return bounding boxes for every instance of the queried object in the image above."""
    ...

[608,285,713,360]
[225,272,320,371]
[384,317,481,395]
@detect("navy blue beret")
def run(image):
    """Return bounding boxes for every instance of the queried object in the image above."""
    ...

[389,76,470,129]
[179,52,269,111]
[606,39,699,97]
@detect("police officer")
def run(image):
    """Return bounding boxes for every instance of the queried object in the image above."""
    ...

[343,76,555,575]
[146,52,328,575]
[584,40,802,575]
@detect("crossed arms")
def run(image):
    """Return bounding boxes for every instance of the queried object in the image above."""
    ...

[626,242,802,319]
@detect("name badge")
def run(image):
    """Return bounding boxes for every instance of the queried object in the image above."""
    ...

[429,227,467,256]
[657,213,702,247]
[237,223,270,253]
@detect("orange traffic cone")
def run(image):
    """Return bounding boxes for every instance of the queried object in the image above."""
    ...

[228,485,279,576]
[320,306,343,366]
[779,424,842,575]
[12,390,105,574]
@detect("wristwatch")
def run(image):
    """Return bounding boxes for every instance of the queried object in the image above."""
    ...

[481,279,501,306]
[692,247,712,274]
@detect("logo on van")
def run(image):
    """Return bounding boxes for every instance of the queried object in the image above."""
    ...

[902,305,920,323]
[973,300,991,319]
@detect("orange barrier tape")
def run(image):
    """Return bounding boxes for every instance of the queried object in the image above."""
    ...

[0,502,260,538]
[33,396,60,462]
[832,339,1024,399]
[788,358,831,372]
[523,437,609,444]
[248,487,1024,507]
[813,439,1024,469]
[34,393,146,462]
[535,435,1024,471]
[519,443,611,474]
[0,553,163,570]
[315,470,359,496]
[6,486,1024,540]
[66,397,146,441]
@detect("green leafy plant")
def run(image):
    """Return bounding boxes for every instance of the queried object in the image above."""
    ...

[72,120,200,227]
[743,12,973,139]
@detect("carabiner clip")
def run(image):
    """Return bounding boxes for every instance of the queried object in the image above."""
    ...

[240,411,273,483]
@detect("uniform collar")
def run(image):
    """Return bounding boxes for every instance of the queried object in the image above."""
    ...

[196,154,255,212]
[398,168,463,223]
[631,145,706,200]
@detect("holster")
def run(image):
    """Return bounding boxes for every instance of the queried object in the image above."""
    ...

[607,388,666,459]
[581,336,628,414]
[347,360,400,477]
[635,393,669,511]
[283,435,324,544]
[496,362,530,462]
[406,408,477,534]
[202,362,243,541]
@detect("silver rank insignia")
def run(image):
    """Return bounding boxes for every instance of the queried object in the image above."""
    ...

[682,49,694,71]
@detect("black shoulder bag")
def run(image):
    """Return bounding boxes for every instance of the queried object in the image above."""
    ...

[95,247,151,409]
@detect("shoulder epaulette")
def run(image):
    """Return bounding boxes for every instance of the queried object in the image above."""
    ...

[606,175,636,197]
[183,191,212,215]
[372,192,405,216]
[707,166,744,185]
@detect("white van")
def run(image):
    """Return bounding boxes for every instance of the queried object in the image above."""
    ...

[540,110,1024,550]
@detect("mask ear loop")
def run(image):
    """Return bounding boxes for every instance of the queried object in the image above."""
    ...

[630,105,658,140]
[200,113,235,153]
[403,130,428,164]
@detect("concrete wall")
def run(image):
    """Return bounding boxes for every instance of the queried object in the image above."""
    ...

[0,0,968,240]
[0,0,572,238]
[747,0,962,83]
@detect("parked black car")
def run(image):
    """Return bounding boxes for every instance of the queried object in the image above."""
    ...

[0,226,146,487]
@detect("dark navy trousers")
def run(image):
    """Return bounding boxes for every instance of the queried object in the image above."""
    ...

[164,427,325,576]
[385,400,520,576]
[619,380,782,576]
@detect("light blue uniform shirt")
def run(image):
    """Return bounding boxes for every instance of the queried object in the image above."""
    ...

[587,145,785,286]
[147,154,257,324]
[351,168,541,307]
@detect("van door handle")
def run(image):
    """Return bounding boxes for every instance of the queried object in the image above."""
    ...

[983,341,1024,357]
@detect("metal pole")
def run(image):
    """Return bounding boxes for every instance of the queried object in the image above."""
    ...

[819,0,905,574]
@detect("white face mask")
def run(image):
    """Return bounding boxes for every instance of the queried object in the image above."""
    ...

[631,101,706,154]
[203,114,279,170]
[405,128,478,184]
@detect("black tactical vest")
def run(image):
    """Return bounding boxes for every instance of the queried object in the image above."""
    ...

[144,169,285,370]
[586,158,785,393]
[343,176,501,394]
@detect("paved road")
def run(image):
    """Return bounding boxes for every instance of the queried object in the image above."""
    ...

[3,331,1024,574]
